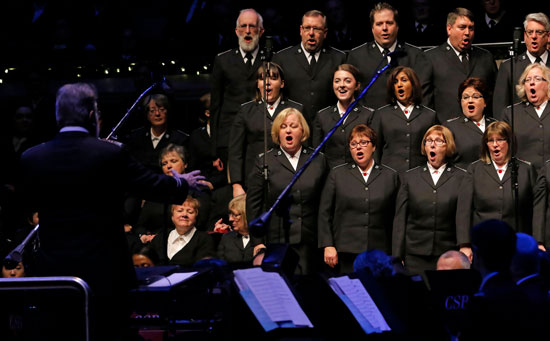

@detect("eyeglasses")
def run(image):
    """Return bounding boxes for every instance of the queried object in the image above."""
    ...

[525,29,548,37]
[487,138,507,145]
[302,25,325,33]
[148,107,167,115]
[349,140,372,148]
[237,24,258,31]
[524,76,547,84]
[425,138,446,146]
[229,212,242,219]
[462,94,483,100]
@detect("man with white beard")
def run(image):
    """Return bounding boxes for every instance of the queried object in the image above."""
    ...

[210,8,266,165]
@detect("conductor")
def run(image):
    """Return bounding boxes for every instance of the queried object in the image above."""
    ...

[18,83,205,340]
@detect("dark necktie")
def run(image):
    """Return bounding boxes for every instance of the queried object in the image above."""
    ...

[488,20,496,29]
[245,52,253,68]
[309,53,317,74]
[460,51,469,72]
[535,56,543,64]
[416,23,423,33]
[383,48,390,64]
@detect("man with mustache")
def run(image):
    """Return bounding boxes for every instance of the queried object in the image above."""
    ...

[493,13,550,119]
[347,2,430,111]
[210,8,265,165]
[424,7,497,123]
[273,10,346,131]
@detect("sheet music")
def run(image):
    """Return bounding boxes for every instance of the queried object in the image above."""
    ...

[233,268,313,328]
[148,271,198,288]
[329,276,391,333]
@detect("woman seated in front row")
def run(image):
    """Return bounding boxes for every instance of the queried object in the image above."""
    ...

[216,194,265,264]
[150,196,215,267]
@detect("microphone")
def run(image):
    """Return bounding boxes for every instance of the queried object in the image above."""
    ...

[513,27,522,53]
[264,36,274,62]
[3,225,39,270]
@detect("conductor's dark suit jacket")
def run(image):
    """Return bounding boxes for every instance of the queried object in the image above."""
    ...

[246,146,327,246]
[273,45,346,127]
[503,102,550,171]
[443,115,497,170]
[151,229,215,267]
[19,131,189,296]
[210,48,266,151]
[346,40,430,110]
[217,230,262,264]
[492,52,550,119]
[457,159,545,242]
[228,98,303,186]
[124,127,189,173]
[371,104,437,172]
[392,164,467,259]
[312,104,374,168]
[424,43,497,123]
[318,162,399,255]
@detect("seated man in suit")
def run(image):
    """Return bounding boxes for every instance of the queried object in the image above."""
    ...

[424,7,497,123]
[216,195,264,264]
[436,250,471,270]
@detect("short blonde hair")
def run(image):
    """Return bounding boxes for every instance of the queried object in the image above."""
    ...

[271,108,310,145]
[228,194,247,227]
[171,195,200,214]
[516,63,550,102]
[421,125,456,158]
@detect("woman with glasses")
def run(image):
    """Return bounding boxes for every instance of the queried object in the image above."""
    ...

[370,66,437,172]
[124,93,189,173]
[318,124,399,273]
[216,195,265,264]
[457,121,545,260]
[312,64,374,168]
[229,62,302,198]
[444,78,496,170]
[393,125,468,275]
[502,63,550,171]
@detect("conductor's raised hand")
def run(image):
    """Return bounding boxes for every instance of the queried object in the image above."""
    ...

[171,169,206,193]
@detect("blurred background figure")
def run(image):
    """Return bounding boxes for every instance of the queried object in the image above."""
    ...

[436,250,471,270]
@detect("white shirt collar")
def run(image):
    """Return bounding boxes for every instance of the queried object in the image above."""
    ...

[239,46,259,61]
[150,127,166,148]
[281,146,302,170]
[357,160,375,183]
[300,42,321,61]
[375,40,397,54]
[265,96,282,117]
[397,102,415,117]
[60,126,89,133]
[485,12,504,26]
[427,162,446,184]
[167,227,196,259]
[533,100,548,117]
[492,160,508,180]
[526,50,548,65]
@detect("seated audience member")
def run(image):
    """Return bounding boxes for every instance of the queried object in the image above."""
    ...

[216,195,264,264]
[2,262,26,278]
[511,233,550,315]
[132,246,159,268]
[353,249,396,278]
[124,93,189,173]
[150,197,215,267]
[436,250,471,270]
[465,219,534,339]
[135,144,212,242]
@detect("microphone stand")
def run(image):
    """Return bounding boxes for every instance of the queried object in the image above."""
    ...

[250,53,396,241]
[3,224,39,270]
[509,30,520,230]
[262,38,274,243]
[106,78,166,141]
